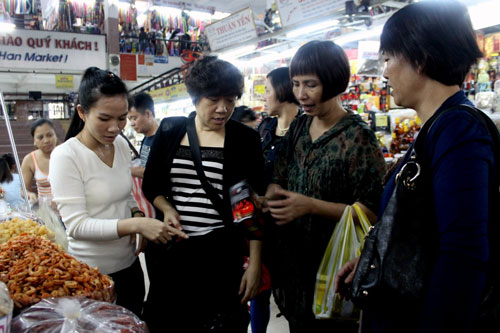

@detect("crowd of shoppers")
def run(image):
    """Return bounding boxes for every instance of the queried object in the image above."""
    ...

[2,1,497,332]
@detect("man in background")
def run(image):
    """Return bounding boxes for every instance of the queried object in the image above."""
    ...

[128,92,159,178]
[128,92,158,218]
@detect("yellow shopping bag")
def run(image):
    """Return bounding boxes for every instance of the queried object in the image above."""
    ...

[313,203,371,319]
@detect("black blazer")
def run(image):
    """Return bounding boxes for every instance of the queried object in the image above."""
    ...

[142,115,266,225]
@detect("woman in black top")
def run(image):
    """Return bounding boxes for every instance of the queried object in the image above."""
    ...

[259,67,301,185]
[142,56,265,332]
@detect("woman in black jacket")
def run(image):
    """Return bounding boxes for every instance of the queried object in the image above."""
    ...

[142,56,265,332]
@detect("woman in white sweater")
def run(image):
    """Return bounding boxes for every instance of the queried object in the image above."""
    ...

[50,67,187,316]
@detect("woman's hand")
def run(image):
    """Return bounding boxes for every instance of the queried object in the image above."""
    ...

[334,257,360,300]
[239,262,262,304]
[136,217,188,244]
[267,188,313,225]
[162,206,185,241]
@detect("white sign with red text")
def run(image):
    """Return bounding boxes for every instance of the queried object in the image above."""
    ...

[277,0,344,27]
[205,8,257,51]
[0,29,106,71]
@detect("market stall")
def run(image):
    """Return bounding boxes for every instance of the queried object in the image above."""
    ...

[0,92,147,332]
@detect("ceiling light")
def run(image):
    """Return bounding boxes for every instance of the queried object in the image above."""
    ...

[286,19,340,38]
[219,44,256,60]
[0,13,15,32]
[333,25,383,45]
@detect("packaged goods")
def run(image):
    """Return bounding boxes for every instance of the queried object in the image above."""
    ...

[0,281,13,333]
[229,180,263,239]
[11,297,147,332]
[0,235,113,310]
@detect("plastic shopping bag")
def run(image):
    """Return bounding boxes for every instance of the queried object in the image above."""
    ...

[313,203,371,319]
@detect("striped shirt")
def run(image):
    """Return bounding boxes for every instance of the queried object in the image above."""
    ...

[170,145,224,237]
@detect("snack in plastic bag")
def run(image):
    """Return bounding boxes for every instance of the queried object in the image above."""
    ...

[0,235,114,310]
[313,204,371,319]
[0,281,13,333]
[35,201,68,250]
[11,297,147,332]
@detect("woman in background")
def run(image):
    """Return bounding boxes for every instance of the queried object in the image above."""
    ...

[21,119,57,204]
[0,153,25,209]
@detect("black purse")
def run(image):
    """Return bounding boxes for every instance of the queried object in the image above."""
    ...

[350,145,437,307]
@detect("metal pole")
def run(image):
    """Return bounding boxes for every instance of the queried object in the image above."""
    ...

[0,91,32,213]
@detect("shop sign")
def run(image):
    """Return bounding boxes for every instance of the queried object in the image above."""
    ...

[55,74,74,88]
[277,0,344,27]
[153,1,215,14]
[205,8,258,51]
[120,54,137,81]
[154,55,168,64]
[148,83,188,103]
[0,30,106,71]
[145,55,154,66]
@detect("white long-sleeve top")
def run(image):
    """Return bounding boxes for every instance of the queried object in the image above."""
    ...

[50,135,137,274]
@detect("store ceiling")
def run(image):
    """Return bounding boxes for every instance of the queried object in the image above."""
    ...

[190,0,268,15]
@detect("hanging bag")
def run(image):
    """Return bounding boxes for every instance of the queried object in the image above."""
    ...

[313,203,371,319]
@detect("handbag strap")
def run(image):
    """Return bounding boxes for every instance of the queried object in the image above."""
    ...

[120,132,140,159]
[186,116,230,228]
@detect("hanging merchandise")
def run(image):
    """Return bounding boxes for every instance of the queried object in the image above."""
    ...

[43,0,104,34]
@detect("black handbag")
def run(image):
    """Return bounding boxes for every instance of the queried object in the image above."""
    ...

[351,105,500,319]
[350,144,437,307]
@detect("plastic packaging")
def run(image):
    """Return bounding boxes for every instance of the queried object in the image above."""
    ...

[0,281,13,333]
[229,180,263,239]
[313,204,371,319]
[11,297,147,332]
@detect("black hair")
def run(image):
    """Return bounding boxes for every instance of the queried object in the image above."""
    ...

[185,56,244,105]
[380,0,482,86]
[65,67,129,141]
[290,40,350,102]
[30,119,55,137]
[267,67,299,105]
[0,154,14,183]
[231,106,257,123]
[131,92,155,117]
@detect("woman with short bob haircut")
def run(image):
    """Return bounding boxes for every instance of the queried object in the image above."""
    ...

[265,40,386,332]
[142,56,265,332]
[336,1,494,332]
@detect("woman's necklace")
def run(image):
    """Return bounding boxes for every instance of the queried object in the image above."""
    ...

[277,122,289,136]
[77,134,111,159]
